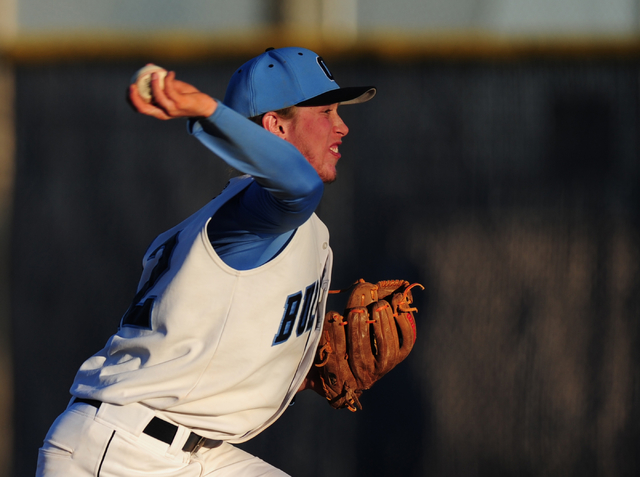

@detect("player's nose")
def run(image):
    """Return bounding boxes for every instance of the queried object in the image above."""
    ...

[335,113,349,137]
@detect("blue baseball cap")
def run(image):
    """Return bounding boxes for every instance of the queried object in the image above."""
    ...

[223,47,376,118]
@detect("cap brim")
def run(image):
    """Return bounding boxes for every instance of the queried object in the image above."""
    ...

[296,86,376,107]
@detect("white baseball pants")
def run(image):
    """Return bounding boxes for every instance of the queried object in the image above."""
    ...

[36,400,289,476]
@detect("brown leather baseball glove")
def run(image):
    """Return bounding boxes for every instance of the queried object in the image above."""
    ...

[314,279,424,411]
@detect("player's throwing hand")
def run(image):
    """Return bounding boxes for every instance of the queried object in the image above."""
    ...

[128,70,217,120]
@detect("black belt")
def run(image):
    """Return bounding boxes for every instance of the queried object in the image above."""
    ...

[74,398,220,453]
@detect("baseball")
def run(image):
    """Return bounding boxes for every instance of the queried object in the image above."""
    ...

[132,64,168,103]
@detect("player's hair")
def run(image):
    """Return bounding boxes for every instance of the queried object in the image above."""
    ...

[249,106,297,127]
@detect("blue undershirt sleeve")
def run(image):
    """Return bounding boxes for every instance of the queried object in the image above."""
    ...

[189,103,323,232]
[187,102,324,269]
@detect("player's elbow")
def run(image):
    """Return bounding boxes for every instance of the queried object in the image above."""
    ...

[296,175,324,205]
[276,181,323,230]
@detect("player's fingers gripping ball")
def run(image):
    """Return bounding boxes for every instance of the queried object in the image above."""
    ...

[314,279,424,411]
[131,64,168,103]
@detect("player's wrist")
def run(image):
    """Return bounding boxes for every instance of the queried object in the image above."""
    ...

[298,366,324,395]
[195,96,217,118]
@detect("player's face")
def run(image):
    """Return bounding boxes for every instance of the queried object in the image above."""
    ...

[280,104,349,183]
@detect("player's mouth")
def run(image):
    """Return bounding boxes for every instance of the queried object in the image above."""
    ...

[329,143,341,156]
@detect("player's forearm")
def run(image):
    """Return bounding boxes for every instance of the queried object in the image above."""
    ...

[189,103,323,208]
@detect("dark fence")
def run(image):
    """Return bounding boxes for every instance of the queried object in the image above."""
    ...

[11,55,640,476]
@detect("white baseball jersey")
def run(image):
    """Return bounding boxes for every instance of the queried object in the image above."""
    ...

[71,175,333,443]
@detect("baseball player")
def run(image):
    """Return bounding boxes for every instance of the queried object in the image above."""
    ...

[36,47,376,476]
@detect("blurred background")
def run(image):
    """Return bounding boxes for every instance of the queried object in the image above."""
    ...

[1,0,640,476]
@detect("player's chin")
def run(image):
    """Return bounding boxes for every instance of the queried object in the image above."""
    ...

[321,167,338,184]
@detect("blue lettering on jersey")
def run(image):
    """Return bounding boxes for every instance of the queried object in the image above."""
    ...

[120,232,180,330]
[273,280,320,345]
[297,282,318,336]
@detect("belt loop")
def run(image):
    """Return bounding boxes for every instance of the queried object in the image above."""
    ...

[163,425,189,457]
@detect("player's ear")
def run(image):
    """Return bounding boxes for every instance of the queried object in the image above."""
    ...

[262,112,287,138]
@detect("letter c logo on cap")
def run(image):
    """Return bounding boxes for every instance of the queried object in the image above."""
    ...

[316,57,335,81]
